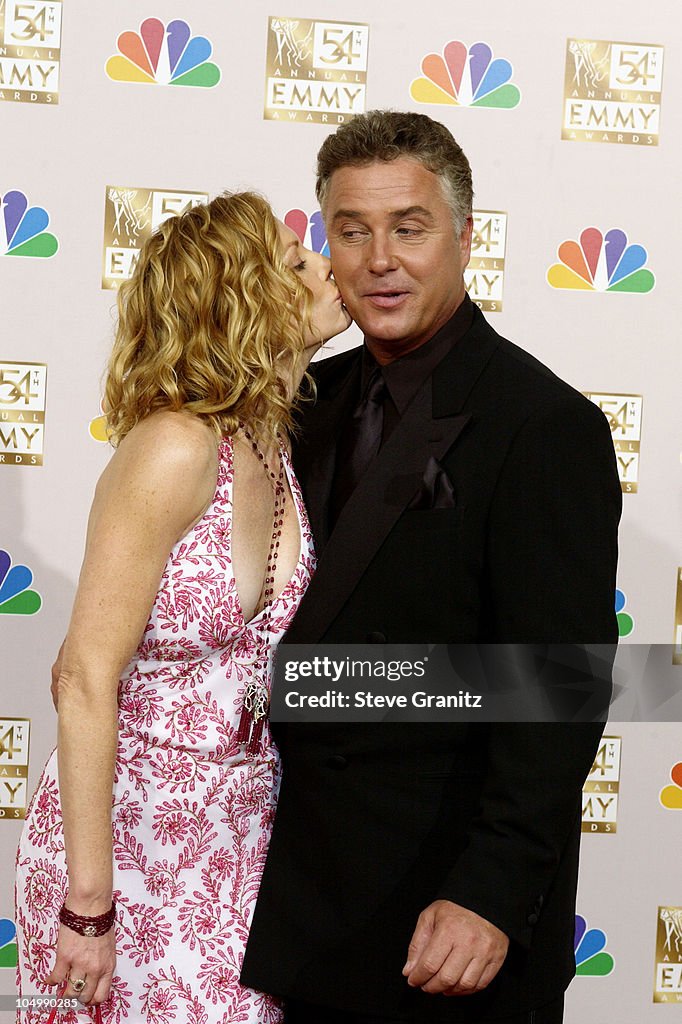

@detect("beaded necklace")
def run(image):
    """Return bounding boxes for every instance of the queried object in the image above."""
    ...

[235,425,286,754]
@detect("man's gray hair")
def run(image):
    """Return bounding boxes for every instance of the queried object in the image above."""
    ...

[316,110,473,233]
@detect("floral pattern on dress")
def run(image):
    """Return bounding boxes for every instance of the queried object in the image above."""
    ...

[16,438,314,1023]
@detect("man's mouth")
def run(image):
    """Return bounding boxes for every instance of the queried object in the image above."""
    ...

[364,291,409,309]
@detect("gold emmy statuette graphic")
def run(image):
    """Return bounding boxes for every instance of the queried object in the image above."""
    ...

[0,0,62,104]
[563,39,664,146]
[102,186,209,289]
[674,568,682,666]
[582,735,620,834]
[654,906,682,1002]
[0,718,30,819]
[264,15,369,124]
[464,211,507,313]
[583,392,643,493]
[0,361,47,467]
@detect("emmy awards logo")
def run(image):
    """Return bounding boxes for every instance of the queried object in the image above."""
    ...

[562,38,664,145]
[655,906,682,1002]
[264,15,369,124]
[0,0,62,104]
[0,718,30,819]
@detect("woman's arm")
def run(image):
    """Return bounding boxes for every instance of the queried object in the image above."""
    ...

[45,411,218,1007]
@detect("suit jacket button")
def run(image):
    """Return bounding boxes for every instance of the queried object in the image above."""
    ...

[327,755,348,770]
[527,912,539,926]
[366,631,386,643]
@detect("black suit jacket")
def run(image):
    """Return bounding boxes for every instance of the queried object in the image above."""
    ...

[241,307,621,1020]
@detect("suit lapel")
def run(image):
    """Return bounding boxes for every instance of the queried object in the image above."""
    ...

[293,350,361,552]
[286,380,469,643]
[287,307,502,642]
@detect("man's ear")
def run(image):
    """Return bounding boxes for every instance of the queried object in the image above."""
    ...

[460,216,474,268]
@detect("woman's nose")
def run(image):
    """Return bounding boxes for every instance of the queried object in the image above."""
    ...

[317,252,332,279]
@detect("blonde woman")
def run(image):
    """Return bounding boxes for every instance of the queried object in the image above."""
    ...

[15,192,351,1024]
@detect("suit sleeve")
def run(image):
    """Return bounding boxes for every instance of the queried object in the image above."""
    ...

[435,395,621,947]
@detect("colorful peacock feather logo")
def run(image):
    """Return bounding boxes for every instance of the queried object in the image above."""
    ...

[284,209,329,256]
[106,18,221,88]
[410,41,521,109]
[659,762,682,810]
[89,400,111,444]
[0,919,18,968]
[0,191,58,258]
[615,589,634,637]
[89,415,109,443]
[0,549,42,615]
[547,228,655,293]
[574,915,615,976]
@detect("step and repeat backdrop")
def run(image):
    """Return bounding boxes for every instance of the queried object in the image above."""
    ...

[0,1,680,1021]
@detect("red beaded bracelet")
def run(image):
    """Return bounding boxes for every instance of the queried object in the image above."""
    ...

[59,900,116,937]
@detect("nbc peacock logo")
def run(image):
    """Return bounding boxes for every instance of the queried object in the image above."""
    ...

[0,549,42,615]
[89,411,109,444]
[547,227,654,293]
[284,209,329,257]
[410,41,521,109]
[105,18,221,88]
[574,915,615,976]
[0,918,18,967]
[0,190,58,258]
[615,589,634,637]
[659,762,682,810]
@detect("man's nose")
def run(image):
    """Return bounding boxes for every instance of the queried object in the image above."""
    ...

[366,235,398,274]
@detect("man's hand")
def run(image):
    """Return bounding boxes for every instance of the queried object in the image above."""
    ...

[51,639,66,711]
[402,900,509,996]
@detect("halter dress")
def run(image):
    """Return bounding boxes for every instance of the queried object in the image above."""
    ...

[15,436,315,1024]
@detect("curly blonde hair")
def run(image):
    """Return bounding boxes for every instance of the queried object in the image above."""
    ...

[104,191,312,446]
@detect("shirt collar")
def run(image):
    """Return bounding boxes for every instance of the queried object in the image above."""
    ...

[360,293,474,414]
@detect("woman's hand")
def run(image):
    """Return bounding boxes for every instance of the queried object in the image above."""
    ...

[45,923,116,1007]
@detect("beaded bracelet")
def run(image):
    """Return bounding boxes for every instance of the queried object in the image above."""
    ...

[59,900,116,937]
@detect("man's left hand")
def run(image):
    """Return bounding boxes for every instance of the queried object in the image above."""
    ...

[402,900,509,996]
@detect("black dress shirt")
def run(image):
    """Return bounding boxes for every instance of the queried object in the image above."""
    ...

[359,293,474,447]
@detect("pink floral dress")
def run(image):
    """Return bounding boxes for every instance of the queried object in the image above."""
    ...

[15,437,315,1024]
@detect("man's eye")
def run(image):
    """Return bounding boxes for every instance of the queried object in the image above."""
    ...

[396,227,422,236]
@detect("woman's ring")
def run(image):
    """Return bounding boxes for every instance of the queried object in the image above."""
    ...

[69,976,86,994]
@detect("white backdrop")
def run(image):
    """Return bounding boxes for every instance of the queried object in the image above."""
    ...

[1,2,680,1020]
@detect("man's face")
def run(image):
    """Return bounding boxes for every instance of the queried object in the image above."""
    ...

[325,157,472,362]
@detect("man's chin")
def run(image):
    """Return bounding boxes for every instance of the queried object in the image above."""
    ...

[350,311,413,340]
[362,327,415,347]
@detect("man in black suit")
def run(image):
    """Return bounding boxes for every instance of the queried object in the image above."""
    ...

[241,111,621,1023]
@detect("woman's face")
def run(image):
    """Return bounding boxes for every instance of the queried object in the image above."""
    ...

[278,220,352,349]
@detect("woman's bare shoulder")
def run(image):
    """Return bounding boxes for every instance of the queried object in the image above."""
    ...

[94,411,220,533]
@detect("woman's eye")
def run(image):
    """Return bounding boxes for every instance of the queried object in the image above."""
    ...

[293,259,307,271]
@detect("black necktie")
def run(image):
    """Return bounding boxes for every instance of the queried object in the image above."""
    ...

[330,366,386,525]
